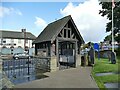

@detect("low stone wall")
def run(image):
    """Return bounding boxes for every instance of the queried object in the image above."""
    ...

[50,56,57,72]
[0,58,14,89]
[35,57,51,73]
[35,56,58,72]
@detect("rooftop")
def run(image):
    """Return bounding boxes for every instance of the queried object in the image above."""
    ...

[33,15,84,44]
[0,30,36,40]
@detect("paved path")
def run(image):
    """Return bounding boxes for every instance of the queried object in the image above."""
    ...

[15,67,98,88]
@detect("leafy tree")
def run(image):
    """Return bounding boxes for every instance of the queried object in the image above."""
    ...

[104,34,111,41]
[99,1,120,43]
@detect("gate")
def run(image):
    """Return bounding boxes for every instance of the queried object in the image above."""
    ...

[58,41,76,70]
[59,55,75,70]
[2,57,50,85]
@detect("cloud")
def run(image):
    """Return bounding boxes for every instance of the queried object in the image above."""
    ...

[0,6,22,18]
[34,17,47,29]
[16,10,23,16]
[60,0,109,43]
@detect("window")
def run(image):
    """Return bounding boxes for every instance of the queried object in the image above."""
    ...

[18,39,21,43]
[64,29,66,38]
[3,39,6,43]
[11,39,14,43]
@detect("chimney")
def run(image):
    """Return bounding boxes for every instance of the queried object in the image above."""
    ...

[21,29,26,51]
[21,29,26,32]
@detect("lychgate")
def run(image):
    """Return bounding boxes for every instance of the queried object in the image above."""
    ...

[33,15,84,71]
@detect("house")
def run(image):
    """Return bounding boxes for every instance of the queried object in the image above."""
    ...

[33,15,84,71]
[0,29,36,49]
[0,29,36,55]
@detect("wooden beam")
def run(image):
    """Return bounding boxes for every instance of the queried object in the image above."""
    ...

[35,44,37,55]
[66,29,68,38]
[74,36,76,39]
[75,41,78,55]
[71,33,75,39]
[56,38,59,67]
[62,29,64,38]
[47,42,51,56]
[46,43,48,57]
[65,23,68,28]
[57,37,77,42]
[63,27,71,30]
[59,31,64,38]
[69,30,71,38]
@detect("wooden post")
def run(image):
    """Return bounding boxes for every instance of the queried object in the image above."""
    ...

[62,29,64,38]
[56,38,59,67]
[24,29,26,50]
[48,42,51,56]
[75,41,78,67]
[66,29,68,38]
[35,44,37,55]
[75,41,78,55]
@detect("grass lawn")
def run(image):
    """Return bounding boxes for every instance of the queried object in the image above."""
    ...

[92,57,120,89]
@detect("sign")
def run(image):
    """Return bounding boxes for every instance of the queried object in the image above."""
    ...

[94,43,99,51]
[94,43,100,60]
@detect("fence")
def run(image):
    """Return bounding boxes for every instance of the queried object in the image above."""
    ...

[0,47,35,55]
[2,57,50,85]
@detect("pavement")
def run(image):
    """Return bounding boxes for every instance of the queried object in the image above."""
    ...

[14,66,98,88]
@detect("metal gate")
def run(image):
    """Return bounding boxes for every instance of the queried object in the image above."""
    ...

[2,57,50,85]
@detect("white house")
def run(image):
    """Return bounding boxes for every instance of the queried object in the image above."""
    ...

[0,29,36,55]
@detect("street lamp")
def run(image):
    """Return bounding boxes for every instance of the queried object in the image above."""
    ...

[27,37,30,75]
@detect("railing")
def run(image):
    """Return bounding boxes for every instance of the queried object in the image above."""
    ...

[2,57,50,85]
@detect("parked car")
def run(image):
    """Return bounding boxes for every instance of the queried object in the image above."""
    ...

[13,53,31,59]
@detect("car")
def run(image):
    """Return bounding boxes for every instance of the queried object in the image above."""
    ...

[13,53,31,59]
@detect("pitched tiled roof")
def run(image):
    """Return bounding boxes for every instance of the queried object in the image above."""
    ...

[0,30,36,40]
[33,15,84,43]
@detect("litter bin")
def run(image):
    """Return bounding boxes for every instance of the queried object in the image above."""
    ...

[111,51,116,64]
[87,55,91,66]
[81,55,86,66]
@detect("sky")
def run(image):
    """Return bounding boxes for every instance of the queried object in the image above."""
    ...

[0,0,110,43]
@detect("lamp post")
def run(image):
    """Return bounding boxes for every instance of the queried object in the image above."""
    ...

[28,37,30,54]
[28,37,30,75]
[29,38,30,49]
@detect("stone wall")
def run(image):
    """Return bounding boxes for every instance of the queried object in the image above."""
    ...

[0,58,14,89]
[50,56,57,72]
[35,57,51,73]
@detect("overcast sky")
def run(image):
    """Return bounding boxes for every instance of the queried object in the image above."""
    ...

[0,0,110,43]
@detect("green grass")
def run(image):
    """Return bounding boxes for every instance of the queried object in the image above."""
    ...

[92,57,119,89]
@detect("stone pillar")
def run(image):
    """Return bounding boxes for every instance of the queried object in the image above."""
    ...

[75,54,81,67]
[50,56,58,72]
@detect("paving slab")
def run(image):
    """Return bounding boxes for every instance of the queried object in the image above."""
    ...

[15,66,98,88]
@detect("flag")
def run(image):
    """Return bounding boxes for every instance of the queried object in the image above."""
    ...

[112,0,115,8]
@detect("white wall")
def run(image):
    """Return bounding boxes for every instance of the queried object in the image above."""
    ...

[0,38,33,49]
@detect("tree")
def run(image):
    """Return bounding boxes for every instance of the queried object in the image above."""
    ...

[99,1,120,43]
[104,34,111,41]
[104,34,112,44]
